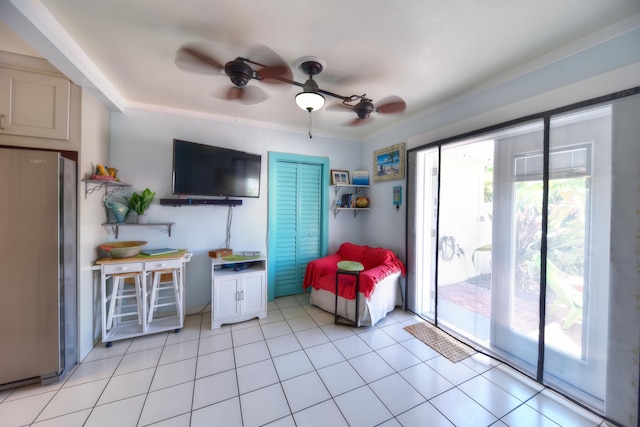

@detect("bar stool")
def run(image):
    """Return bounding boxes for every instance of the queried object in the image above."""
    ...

[106,272,145,330]
[148,268,182,323]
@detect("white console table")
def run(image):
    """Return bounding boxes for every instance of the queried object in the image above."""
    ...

[211,254,267,329]
[94,250,191,346]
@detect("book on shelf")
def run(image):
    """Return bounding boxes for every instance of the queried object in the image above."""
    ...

[141,248,179,256]
[340,193,356,208]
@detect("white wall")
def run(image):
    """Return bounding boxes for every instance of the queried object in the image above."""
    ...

[108,108,364,311]
[77,88,111,359]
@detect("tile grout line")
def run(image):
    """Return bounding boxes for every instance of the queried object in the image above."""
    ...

[0,300,607,427]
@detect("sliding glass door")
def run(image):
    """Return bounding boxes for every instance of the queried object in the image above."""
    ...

[408,103,615,410]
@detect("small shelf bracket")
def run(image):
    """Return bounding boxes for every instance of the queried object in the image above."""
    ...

[82,179,131,200]
[331,184,369,218]
[332,184,367,196]
[103,223,174,239]
[332,208,369,218]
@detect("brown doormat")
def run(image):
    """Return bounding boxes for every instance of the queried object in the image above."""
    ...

[404,322,476,363]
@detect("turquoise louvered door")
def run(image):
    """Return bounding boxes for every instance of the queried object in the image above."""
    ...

[273,161,299,297]
[268,153,329,300]
[297,164,322,289]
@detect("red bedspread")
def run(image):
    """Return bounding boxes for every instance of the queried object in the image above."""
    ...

[302,243,405,300]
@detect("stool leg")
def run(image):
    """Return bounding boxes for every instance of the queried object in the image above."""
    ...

[148,272,160,323]
[354,272,360,327]
[140,273,148,332]
[134,274,143,326]
[106,276,122,330]
[334,272,340,324]
[178,267,185,317]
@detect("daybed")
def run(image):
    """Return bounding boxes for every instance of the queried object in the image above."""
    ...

[303,242,405,327]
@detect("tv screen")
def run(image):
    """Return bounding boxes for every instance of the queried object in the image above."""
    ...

[172,139,261,198]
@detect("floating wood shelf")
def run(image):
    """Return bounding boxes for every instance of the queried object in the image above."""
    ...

[159,198,243,206]
[102,222,175,239]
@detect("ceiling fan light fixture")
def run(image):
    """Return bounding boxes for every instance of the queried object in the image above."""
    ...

[295,91,325,112]
[295,76,325,111]
[294,61,326,112]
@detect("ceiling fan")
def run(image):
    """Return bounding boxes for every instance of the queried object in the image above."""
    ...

[292,57,406,127]
[175,45,406,125]
[175,42,293,104]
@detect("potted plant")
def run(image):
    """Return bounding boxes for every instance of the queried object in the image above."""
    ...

[125,188,156,224]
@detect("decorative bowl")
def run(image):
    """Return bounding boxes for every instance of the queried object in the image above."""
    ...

[100,241,147,258]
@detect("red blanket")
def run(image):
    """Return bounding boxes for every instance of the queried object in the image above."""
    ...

[302,244,405,300]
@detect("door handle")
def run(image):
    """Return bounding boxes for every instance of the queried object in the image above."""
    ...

[0,114,5,130]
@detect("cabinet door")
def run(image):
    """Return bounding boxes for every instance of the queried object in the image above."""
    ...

[0,68,70,140]
[213,276,240,320]
[240,273,266,316]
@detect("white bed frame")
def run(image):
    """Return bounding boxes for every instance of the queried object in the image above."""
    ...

[308,271,403,327]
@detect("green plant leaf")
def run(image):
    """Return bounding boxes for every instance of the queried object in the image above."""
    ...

[125,188,156,215]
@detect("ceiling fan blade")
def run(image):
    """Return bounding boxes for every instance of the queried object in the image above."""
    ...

[344,117,370,127]
[257,65,293,83]
[246,44,292,84]
[175,42,225,74]
[220,85,267,105]
[375,96,406,114]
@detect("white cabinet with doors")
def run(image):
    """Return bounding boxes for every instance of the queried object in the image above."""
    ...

[0,66,70,140]
[211,255,267,329]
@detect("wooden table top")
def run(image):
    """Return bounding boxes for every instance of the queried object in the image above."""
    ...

[95,249,188,265]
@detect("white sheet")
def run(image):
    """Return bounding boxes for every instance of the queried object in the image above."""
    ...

[308,271,402,327]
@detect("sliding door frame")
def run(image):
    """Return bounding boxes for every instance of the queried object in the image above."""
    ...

[405,86,640,424]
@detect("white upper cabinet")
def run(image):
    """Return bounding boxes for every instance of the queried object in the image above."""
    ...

[0,67,70,140]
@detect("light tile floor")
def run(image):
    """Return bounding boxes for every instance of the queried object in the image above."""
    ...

[0,294,612,427]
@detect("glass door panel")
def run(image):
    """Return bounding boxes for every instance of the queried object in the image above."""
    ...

[437,139,494,343]
[491,121,544,374]
[408,148,439,321]
[543,106,611,404]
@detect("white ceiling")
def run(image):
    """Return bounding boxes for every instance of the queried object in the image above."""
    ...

[3,0,640,140]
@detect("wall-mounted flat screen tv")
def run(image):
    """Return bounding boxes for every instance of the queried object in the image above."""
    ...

[172,139,261,198]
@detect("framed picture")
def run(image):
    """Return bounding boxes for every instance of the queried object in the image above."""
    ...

[351,170,370,186]
[373,142,406,182]
[330,169,350,185]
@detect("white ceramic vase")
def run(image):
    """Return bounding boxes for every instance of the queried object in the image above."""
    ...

[137,213,149,224]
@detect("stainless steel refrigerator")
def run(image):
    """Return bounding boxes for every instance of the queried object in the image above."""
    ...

[0,147,77,387]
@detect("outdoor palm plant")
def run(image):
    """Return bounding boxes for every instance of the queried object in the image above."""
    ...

[514,177,586,328]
